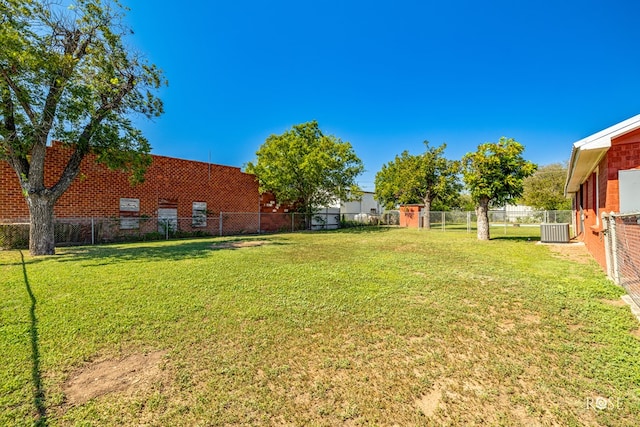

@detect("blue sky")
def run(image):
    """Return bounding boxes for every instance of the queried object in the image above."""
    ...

[125,0,640,191]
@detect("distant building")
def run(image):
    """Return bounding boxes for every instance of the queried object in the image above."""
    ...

[341,191,383,215]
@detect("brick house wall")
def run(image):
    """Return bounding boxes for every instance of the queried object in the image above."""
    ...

[606,131,640,210]
[573,128,640,268]
[0,160,26,220]
[0,142,292,231]
[576,166,607,267]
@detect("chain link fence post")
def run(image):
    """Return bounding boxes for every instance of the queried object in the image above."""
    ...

[610,213,620,285]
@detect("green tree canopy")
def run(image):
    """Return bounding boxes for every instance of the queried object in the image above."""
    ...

[0,0,166,255]
[521,162,571,210]
[375,142,460,227]
[246,121,364,226]
[462,137,537,240]
[450,193,476,212]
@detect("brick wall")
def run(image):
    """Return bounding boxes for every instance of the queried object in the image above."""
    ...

[575,128,640,269]
[257,192,300,232]
[607,131,640,212]
[1,142,262,220]
[580,168,607,268]
[0,162,26,220]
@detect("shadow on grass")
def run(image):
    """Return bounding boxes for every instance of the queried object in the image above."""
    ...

[20,251,47,426]
[55,236,290,264]
[323,226,395,234]
[491,235,540,242]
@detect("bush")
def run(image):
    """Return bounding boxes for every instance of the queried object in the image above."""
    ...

[340,219,364,229]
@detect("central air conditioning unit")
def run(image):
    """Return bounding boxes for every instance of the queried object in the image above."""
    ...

[540,223,570,243]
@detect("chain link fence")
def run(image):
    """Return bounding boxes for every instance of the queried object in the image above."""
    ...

[602,212,640,307]
[0,211,402,249]
[0,209,573,249]
[419,210,573,233]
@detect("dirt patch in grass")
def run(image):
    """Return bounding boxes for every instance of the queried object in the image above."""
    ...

[600,298,628,307]
[543,242,592,264]
[414,378,550,425]
[210,240,268,250]
[63,351,166,406]
[415,386,442,417]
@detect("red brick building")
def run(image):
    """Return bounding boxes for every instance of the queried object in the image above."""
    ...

[399,205,424,228]
[565,115,640,268]
[1,141,292,236]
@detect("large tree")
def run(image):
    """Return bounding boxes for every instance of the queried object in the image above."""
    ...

[374,142,460,228]
[521,162,571,210]
[0,0,165,255]
[462,137,537,240]
[246,121,364,227]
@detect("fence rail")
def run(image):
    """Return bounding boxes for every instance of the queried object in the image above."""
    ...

[602,212,640,307]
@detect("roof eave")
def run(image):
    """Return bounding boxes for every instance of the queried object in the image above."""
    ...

[564,114,640,197]
[564,145,609,195]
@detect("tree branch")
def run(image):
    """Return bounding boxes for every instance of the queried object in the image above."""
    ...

[49,73,135,200]
[0,67,38,126]
[0,81,30,184]
[1,81,16,142]
[38,28,85,141]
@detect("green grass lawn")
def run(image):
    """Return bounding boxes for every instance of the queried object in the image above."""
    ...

[2,228,640,426]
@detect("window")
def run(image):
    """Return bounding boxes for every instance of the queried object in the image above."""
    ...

[119,198,140,229]
[192,202,207,227]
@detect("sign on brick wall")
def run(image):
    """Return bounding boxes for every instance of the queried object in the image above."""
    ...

[119,198,140,212]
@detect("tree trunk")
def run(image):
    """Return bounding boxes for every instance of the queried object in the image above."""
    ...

[476,197,490,241]
[27,195,57,255]
[303,204,313,231]
[422,198,432,229]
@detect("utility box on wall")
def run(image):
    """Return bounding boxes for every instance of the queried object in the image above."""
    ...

[619,169,640,213]
[540,223,570,243]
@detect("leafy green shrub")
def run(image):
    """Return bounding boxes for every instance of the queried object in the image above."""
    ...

[340,219,364,228]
